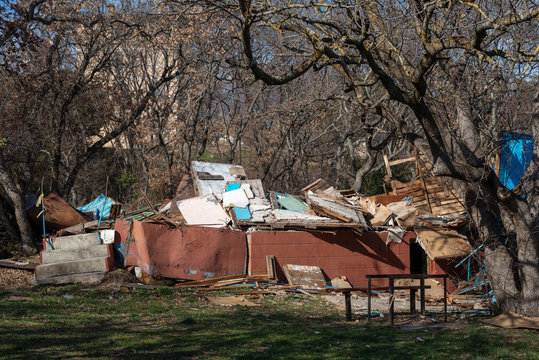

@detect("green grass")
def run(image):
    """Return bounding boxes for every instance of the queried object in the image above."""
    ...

[0,286,537,359]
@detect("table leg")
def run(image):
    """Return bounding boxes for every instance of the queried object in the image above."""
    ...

[443,277,447,322]
[389,277,394,326]
[367,277,371,321]
[410,289,416,314]
[345,292,352,321]
[420,278,426,316]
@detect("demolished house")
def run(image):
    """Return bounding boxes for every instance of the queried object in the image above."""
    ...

[30,156,478,296]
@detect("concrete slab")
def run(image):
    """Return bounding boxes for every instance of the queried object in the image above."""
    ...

[35,257,112,279]
[44,233,101,251]
[41,244,112,264]
[33,272,105,285]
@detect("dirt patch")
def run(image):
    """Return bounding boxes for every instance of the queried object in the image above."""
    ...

[93,268,137,289]
[0,268,33,287]
[0,255,39,288]
[207,295,260,306]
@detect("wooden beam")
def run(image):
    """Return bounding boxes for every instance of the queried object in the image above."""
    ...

[383,155,392,178]
[388,156,416,166]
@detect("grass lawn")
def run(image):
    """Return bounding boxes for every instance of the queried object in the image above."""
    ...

[0,285,537,359]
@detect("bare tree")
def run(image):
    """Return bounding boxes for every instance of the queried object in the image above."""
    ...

[177,0,539,316]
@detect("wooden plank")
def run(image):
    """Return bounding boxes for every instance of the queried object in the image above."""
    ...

[176,274,248,287]
[388,156,417,166]
[418,164,433,213]
[282,264,328,290]
[266,255,276,281]
[394,179,422,189]
[59,220,100,234]
[383,155,392,178]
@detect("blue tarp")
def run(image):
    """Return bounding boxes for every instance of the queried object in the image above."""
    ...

[78,194,116,219]
[498,133,534,190]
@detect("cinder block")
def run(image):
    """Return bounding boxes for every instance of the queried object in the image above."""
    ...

[41,244,112,264]
[43,233,101,251]
[35,257,111,279]
[34,272,106,285]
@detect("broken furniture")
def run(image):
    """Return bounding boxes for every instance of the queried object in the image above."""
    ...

[366,274,448,326]
[325,284,431,322]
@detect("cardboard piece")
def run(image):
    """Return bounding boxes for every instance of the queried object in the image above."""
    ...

[387,201,417,229]
[482,312,539,330]
[282,264,328,290]
[331,275,352,288]
[369,204,394,227]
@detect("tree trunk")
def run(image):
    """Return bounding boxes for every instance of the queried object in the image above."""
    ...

[0,157,37,255]
[0,195,21,245]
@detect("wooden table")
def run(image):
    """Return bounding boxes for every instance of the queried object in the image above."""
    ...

[366,274,449,326]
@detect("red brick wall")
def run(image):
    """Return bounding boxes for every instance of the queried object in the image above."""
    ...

[115,220,246,280]
[248,230,415,287]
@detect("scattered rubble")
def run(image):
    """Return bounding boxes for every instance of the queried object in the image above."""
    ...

[2,156,499,325]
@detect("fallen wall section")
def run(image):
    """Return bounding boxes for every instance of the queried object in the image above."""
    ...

[248,230,414,287]
[115,220,246,280]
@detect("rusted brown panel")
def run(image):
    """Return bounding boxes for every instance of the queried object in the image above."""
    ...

[26,193,90,232]
[119,220,246,280]
[367,194,406,205]
[249,230,413,287]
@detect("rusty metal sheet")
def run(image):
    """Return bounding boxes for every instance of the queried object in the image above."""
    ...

[26,192,90,232]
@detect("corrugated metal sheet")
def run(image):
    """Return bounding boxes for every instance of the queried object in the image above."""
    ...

[192,161,247,199]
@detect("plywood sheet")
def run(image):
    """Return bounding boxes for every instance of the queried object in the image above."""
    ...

[416,229,472,260]
[177,194,230,228]
[283,264,327,289]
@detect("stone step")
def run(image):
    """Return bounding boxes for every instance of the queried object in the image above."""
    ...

[43,233,101,251]
[40,244,112,264]
[35,257,113,279]
[33,272,106,285]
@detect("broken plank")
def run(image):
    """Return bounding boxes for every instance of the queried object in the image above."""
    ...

[59,220,100,234]
[388,156,416,166]
[283,264,328,290]
[0,260,37,271]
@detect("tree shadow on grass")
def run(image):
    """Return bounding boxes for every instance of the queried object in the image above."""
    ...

[0,294,534,360]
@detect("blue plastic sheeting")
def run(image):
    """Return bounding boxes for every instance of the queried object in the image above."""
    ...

[499,133,534,190]
[78,194,116,219]
[233,207,252,220]
[226,183,242,191]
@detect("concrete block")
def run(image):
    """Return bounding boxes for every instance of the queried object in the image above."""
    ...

[44,233,101,251]
[41,244,112,264]
[35,257,112,279]
[34,272,106,285]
